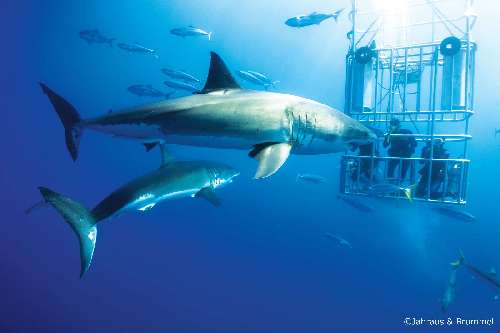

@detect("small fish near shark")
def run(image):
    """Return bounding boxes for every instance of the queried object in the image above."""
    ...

[164,79,200,93]
[39,51,375,179]
[31,158,239,277]
[79,29,116,47]
[161,68,200,84]
[236,70,279,90]
[324,233,352,249]
[117,43,159,58]
[170,26,212,40]
[127,85,173,99]
[296,173,326,184]
[285,9,344,28]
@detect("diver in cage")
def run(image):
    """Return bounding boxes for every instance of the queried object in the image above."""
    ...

[383,118,417,181]
[416,138,450,199]
[358,142,380,183]
[446,158,463,200]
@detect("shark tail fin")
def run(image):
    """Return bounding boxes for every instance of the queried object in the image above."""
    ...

[38,186,97,278]
[108,38,116,47]
[39,83,83,161]
[208,32,213,41]
[451,250,465,269]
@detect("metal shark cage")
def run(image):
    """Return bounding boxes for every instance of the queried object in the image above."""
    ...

[341,0,477,204]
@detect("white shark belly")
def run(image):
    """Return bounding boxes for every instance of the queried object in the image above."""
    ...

[87,123,165,141]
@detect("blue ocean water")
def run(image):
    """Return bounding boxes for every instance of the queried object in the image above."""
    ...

[1,0,500,332]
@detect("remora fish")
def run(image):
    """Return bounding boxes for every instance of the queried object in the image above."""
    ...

[441,267,459,313]
[337,195,374,213]
[170,26,212,40]
[324,233,352,249]
[368,183,415,202]
[127,84,173,99]
[161,68,200,84]
[34,159,239,277]
[39,52,375,179]
[433,206,475,223]
[79,29,116,47]
[453,252,500,290]
[285,9,344,28]
[236,70,278,90]
[117,43,159,58]
[296,173,326,184]
[164,79,199,92]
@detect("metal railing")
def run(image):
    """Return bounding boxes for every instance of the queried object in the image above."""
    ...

[340,155,469,204]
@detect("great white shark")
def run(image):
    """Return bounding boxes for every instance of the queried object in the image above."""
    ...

[40,52,375,179]
[35,159,239,277]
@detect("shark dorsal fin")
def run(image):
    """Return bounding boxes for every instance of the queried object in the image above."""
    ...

[200,52,241,94]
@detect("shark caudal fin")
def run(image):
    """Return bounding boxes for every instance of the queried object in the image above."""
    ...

[208,32,213,41]
[39,83,83,161]
[38,187,97,277]
[450,250,465,269]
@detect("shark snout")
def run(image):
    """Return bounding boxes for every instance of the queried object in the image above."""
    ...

[343,122,377,146]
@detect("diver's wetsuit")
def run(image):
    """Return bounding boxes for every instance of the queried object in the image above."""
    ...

[358,143,378,180]
[383,128,417,179]
[416,143,449,198]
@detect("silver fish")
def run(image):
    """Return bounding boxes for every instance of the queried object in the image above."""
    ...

[285,9,344,28]
[296,173,326,184]
[127,84,173,99]
[324,233,352,249]
[161,68,200,84]
[236,70,278,90]
[79,29,115,47]
[170,26,212,40]
[117,43,159,58]
[164,79,199,92]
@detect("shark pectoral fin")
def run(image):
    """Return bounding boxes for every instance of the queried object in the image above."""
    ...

[195,187,221,207]
[25,200,50,214]
[249,142,292,179]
